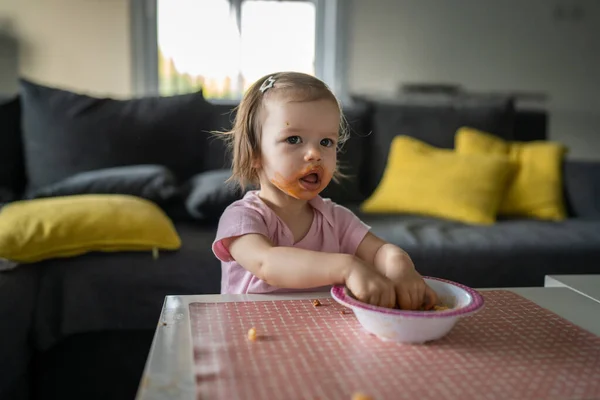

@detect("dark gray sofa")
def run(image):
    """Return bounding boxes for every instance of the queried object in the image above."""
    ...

[1,81,599,400]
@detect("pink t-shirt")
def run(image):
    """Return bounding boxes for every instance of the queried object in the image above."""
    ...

[212,190,370,294]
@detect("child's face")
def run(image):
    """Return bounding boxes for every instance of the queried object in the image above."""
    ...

[257,98,340,200]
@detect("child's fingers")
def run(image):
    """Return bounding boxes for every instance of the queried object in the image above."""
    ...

[405,285,423,310]
[424,285,439,307]
[379,294,391,308]
[415,285,426,309]
[408,290,420,310]
[369,293,380,308]
[386,287,396,309]
[377,294,388,308]
[397,289,412,310]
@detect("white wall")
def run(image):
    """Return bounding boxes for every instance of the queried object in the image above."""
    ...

[0,0,131,98]
[348,0,600,160]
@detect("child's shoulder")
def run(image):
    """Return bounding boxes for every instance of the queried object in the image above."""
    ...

[311,195,358,222]
[221,190,273,218]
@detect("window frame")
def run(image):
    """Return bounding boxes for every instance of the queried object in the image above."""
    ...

[130,0,349,101]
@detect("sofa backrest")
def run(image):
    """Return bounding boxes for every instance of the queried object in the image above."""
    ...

[0,80,549,207]
[16,79,220,192]
[0,95,25,201]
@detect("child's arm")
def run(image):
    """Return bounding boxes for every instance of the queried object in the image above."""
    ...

[228,233,396,307]
[356,232,438,310]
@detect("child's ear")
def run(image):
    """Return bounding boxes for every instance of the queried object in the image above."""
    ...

[252,156,262,169]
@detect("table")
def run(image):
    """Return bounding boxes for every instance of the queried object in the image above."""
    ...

[545,274,600,303]
[135,288,600,400]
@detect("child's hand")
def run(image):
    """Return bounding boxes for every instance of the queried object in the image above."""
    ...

[384,254,439,310]
[345,258,396,308]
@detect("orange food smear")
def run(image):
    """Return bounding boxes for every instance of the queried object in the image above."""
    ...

[270,165,324,199]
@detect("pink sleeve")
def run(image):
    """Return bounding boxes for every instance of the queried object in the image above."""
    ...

[212,204,270,262]
[332,203,371,255]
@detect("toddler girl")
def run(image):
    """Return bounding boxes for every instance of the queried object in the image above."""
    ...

[212,72,437,310]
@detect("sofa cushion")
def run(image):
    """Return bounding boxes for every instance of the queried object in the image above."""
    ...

[361,136,514,225]
[185,169,248,222]
[320,103,372,203]
[456,127,567,221]
[19,79,216,191]
[564,160,600,219]
[363,94,515,196]
[0,195,181,266]
[357,211,600,288]
[0,95,25,201]
[27,164,178,205]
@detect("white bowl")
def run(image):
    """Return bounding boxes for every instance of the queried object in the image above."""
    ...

[331,277,485,344]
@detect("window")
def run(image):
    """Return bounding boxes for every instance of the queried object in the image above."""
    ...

[131,0,347,101]
[157,0,316,100]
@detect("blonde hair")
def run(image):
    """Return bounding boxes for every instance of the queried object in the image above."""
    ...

[218,71,349,190]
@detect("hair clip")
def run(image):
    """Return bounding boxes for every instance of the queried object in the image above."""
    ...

[259,76,276,93]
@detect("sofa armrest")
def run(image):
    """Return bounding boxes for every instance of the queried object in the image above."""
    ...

[564,160,600,219]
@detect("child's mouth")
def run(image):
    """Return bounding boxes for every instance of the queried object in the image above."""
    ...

[299,172,321,191]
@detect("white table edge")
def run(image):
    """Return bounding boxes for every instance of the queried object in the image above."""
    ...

[545,274,600,305]
[134,293,324,400]
[135,288,600,400]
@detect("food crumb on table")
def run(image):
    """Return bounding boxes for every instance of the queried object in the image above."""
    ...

[351,392,374,400]
[247,327,258,341]
[312,299,322,307]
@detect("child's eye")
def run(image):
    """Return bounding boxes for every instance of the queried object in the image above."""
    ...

[320,138,335,147]
[286,136,302,144]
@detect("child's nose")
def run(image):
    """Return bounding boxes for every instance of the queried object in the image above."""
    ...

[304,145,322,162]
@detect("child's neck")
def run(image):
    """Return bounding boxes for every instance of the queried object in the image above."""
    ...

[257,185,311,218]
[258,185,315,243]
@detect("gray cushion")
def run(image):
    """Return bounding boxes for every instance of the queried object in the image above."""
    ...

[185,169,247,222]
[32,223,221,351]
[357,211,600,288]
[27,164,179,204]
[19,79,216,191]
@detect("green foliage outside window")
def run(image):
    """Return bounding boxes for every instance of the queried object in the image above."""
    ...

[158,48,238,99]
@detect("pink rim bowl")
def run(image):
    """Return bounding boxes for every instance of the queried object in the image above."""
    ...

[331,277,485,344]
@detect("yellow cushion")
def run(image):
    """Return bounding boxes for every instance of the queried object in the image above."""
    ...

[455,127,567,220]
[360,136,514,225]
[0,194,181,263]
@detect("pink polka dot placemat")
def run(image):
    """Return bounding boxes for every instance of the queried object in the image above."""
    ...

[189,290,600,400]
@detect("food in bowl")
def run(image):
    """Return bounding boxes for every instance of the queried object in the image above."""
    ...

[347,288,452,312]
[331,277,484,344]
[428,304,450,311]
